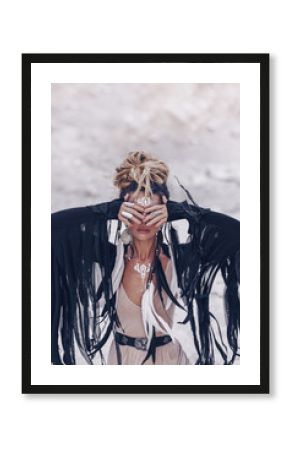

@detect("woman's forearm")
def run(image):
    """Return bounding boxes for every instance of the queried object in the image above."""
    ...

[89,198,123,220]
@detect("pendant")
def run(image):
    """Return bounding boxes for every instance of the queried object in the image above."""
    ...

[133,262,151,279]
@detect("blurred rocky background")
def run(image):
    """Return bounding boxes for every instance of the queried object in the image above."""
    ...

[51,83,239,219]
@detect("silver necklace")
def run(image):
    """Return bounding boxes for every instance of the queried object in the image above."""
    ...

[131,238,156,280]
[133,261,152,279]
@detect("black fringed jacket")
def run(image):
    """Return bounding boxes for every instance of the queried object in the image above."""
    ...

[51,196,240,365]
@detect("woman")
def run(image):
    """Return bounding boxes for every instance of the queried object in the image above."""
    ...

[51,150,240,365]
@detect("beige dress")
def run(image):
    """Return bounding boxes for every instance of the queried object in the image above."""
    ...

[107,259,190,365]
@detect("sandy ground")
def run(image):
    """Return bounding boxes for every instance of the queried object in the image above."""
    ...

[51,83,240,364]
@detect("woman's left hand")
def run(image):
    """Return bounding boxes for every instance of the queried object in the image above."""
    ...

[143,195,168,229]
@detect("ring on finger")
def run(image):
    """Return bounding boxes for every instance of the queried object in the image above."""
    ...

[122,211,133,219]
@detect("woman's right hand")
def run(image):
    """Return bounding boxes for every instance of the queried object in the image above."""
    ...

[118,193,145,227]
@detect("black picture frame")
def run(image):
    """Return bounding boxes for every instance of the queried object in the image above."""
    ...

[22,53,269,394]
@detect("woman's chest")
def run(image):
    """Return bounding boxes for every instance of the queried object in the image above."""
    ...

[121,257,171,307]
[122,268,158,307]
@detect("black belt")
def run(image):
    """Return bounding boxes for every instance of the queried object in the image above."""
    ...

[115,331,172,351]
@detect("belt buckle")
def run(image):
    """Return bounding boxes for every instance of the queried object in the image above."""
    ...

[135,337,147,350]
[163,335,171,344]
[121,335,129,345]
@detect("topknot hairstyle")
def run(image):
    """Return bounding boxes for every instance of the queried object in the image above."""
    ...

[113,150,170,200]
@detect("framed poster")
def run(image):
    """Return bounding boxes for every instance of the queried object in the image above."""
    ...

[22,53,269,394]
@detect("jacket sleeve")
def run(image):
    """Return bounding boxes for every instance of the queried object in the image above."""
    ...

[167,199,239,261]
[51,199,122,365]
[166,198,240,365]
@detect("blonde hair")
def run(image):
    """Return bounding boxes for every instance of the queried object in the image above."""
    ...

[113,150,169,199]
